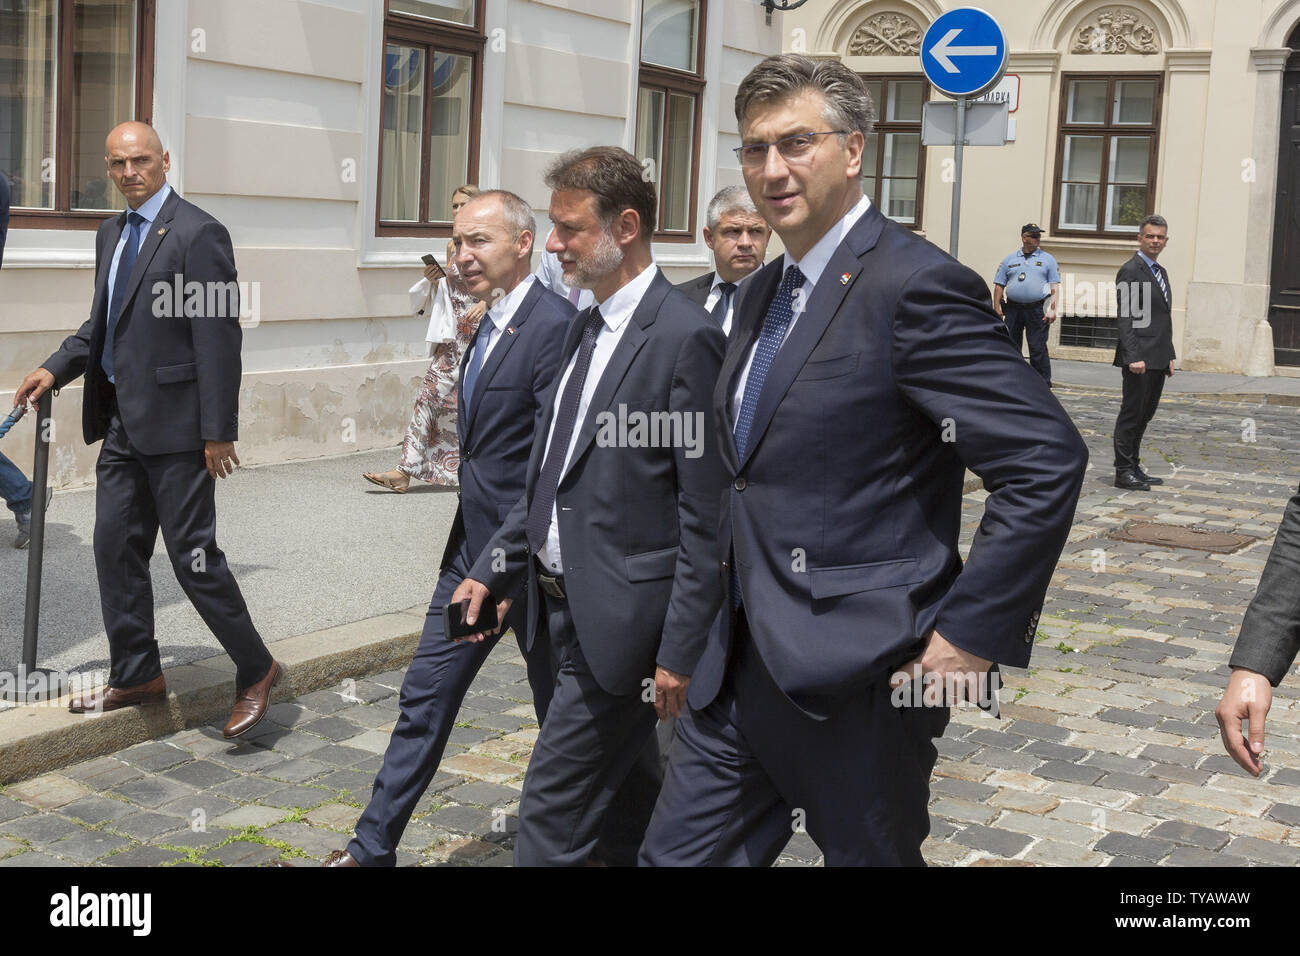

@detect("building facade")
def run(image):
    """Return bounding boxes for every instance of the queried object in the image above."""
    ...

[785,0,1300,378]
[0,0,780,486]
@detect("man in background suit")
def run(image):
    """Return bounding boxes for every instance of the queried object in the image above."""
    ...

[453,147,726,865]
[1113,215,1175,491]
[675,185,771,336]
[324,190,571,866]
[1217,483,1300,776]
[640,54,1088,866]
[13,122,279,737]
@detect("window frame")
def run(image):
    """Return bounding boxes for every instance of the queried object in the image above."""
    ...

[1051,72,1163,239]
[857,73,928,231]
[636,0,707,242]
[8,0,157,231]
[375,0,486,238]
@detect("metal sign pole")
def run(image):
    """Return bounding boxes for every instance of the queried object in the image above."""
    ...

[950,95,967,258]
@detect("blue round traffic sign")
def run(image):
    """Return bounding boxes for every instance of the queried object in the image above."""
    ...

[921,7,1007,98]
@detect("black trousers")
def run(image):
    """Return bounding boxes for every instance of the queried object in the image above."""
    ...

[512,587,664,866]
[639,612,947,866]
[94,402,273,689]
[1113,366,1167,472]
[1003,298,1051,384]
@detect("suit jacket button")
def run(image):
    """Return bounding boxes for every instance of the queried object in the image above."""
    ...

[733,477,747,491]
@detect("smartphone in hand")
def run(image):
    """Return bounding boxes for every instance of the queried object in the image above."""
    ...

[421,254,447,280]
[443,599,498,640]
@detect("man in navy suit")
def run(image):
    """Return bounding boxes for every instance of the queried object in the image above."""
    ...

[325,190,572,866]
[14,122,280,737]
[640,55,1089,866]
[453,147,726,865]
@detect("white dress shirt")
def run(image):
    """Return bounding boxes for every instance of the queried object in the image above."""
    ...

[105,182,172,383]
[702,271,750,337]
[537,262,660,572]
[731,195,872,421]
[468,274,536,371]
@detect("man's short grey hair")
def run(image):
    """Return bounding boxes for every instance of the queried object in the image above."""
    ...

[1139,214,1168,232]
[735,54,876,141]
[465,189,536,239]
[705,186,760,232]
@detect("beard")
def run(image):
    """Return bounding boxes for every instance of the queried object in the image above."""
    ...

[565,227,624,289]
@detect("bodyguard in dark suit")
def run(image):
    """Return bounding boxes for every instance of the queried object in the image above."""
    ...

[14,122,279,737]
[326,190,571,866]
[675,185,770,335]
[1217,482,1300,776]
[1113,215,1176,491]
[640,55,1088,867]
[453,147,726,866]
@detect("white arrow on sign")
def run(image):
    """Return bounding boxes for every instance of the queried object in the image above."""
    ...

[928,28,997,74]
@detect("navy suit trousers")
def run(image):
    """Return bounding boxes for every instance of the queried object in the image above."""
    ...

[639,613,948,866]
[512,589,664,866]
[348,539,552,866]
[94,401,272,689]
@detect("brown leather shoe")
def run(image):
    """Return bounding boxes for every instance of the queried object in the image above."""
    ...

[68,675,167,713]
[222,661,282,739]
[322,849,359,867]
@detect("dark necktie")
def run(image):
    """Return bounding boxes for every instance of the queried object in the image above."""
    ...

[103,211,145,382]
[461,314,494,412]
[525,308,604,554]
[709,281,737,328]
[1150,262,1169,304]
[734,264,804,460]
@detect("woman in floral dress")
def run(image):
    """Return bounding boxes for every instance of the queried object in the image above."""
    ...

[363,185,483,493]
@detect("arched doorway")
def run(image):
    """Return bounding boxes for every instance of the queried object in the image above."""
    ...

[1269,24,1300,366]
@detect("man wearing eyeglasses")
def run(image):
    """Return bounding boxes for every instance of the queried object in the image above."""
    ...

[639,54,1088,866]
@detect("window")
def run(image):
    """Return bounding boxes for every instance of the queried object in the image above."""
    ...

[377,0,485,236]
[858,75,927,228]
[635,0,705,239]
[1,0,155,230]
[1053,74,1161,237]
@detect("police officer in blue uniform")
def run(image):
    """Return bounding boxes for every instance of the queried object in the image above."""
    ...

[993,223,1060,386]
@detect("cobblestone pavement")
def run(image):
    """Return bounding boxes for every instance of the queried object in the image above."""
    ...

[1,386,1298,867]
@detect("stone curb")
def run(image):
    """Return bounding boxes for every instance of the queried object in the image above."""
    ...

[0,607,428,785]
[1053,383,1300,406]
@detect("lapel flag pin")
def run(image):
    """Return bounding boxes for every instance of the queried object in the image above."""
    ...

[506,326,516,336]
[157,228,166,236]
[840,272,850,285]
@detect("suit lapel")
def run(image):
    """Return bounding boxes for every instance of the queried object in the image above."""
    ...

[714,259,780,469]
[115,191,179,333]
[562,271,666,473]
[734,205,887,471]
[89,216,127,359]
[463,281,541,438]
[525,306,588,495]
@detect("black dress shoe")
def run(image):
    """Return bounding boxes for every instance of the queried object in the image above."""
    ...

[1136,469,1164,485]
[1115,471,1151,491]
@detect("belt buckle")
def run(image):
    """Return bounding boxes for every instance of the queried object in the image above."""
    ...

[537,569,566,600]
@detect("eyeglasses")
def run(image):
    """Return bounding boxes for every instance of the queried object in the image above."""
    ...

[733,131,849,168]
